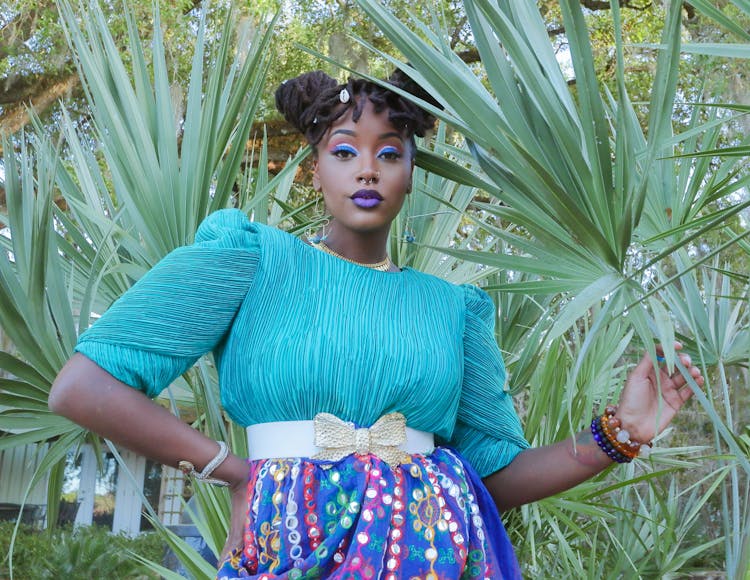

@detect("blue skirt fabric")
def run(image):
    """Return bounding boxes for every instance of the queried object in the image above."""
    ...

[216,447,521,579]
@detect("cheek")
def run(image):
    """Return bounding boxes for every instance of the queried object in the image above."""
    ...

[314,162,339,193]
[397,166,413,189]
[321,191,339,212]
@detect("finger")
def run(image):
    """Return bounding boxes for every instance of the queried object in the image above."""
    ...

[677,353,692,367]
[668,364,703,393]
[687,365,705,387]
[655,341,683,355]
[654,341,684,362]
[678,384,695,402]
[219,540,243,564]
[669,371,687,389]
[667,381,696,407]
[633,349,658,376]
[654,362,684,390]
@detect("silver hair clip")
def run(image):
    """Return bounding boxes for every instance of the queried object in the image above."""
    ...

[339,88,350,104]
[313,116,318,124]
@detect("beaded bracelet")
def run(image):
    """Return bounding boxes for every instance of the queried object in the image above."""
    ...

[591,405,652,463]
[591,416,629,463]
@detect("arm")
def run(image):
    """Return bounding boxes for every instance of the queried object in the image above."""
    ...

[484,343,704,512]
[48,211,261,561]
[49,353,247,560]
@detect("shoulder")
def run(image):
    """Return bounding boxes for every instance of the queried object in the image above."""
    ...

[193,209,298,253]
[195,209,261,246]
[403,270,495,319]
[403,268,466,298]
[460,284,495,321]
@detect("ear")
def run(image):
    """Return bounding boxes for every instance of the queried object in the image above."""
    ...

[312,160,321,192]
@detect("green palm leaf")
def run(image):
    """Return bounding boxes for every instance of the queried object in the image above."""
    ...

[354,0,749,575]
[57,0,277,262]
[0,7,278,567]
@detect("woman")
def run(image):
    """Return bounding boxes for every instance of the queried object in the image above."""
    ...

[49,71,704,579]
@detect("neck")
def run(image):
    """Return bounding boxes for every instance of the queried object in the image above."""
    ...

[321,225,391,264]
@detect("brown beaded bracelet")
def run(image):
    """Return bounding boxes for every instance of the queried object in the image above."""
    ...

[591,416,630,463]
[597,405,652,461]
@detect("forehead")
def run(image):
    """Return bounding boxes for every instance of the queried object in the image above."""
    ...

[325,98,406,140]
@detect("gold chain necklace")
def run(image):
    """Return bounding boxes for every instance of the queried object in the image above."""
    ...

[312,240,394,272]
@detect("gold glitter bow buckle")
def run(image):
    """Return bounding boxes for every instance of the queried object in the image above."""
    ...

[312,412,411,467]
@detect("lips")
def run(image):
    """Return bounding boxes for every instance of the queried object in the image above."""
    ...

[351,189,383,208]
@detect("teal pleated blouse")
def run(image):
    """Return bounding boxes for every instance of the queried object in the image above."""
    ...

[75,209,529,477]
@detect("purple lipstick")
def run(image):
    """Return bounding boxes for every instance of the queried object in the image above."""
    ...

[351,189,383,208]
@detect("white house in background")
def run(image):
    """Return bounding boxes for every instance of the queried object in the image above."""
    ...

[0,444,50,523]
[0,327,198,535]
[0,326,196,534]
[0,442,186,535]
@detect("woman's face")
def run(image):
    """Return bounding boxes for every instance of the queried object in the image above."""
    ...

[313,99,414,239]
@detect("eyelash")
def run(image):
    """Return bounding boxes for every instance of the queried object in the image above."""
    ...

[329,144,403,160]
[378,147,402,160]
[331,144,358,158]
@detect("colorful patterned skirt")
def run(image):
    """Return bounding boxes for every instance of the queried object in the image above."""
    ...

[216,447,521,579]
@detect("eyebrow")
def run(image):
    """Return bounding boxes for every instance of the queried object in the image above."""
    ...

[330,129,403,141]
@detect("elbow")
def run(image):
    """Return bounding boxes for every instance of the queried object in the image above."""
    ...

[48,353,93,419]
[48,353,140,426]
[48,374,76,417]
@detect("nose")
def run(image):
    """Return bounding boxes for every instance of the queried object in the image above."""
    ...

[358,170,380,186]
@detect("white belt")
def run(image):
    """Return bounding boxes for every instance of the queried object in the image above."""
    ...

[246,412,434,467]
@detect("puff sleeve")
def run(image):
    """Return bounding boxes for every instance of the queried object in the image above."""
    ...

[447,285,530,477]
[74,209,260,398]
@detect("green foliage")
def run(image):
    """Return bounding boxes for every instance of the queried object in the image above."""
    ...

[0,0,280,576]
[0,522,163,579]
[0,0,472,134]
[0,1,224,86]
[0,0,748,578]
[355,0,749,576]
[0,522,48,578]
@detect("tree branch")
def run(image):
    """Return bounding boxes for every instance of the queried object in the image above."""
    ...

[182,0,203,15]
[580,0,653,10]
[0,72,80,136]
[578,0,693,18]
[449,15,468,49]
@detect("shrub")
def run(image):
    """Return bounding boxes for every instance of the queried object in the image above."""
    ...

[0,521,49,577]
[1,522,164,579]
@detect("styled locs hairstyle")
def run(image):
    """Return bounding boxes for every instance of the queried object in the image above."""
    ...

[274,69,441,155]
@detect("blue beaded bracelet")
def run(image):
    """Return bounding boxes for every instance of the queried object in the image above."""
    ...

[591,417,631,463]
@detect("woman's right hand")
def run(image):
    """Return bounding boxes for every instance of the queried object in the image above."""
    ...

[49,354,252,564]
[219,471,249,564]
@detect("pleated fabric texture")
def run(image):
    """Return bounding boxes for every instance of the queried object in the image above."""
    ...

[75,208,529,477]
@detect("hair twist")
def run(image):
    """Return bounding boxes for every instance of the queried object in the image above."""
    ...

[275,69,441,150]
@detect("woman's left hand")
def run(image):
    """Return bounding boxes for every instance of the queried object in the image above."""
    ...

[615,341,704,443]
